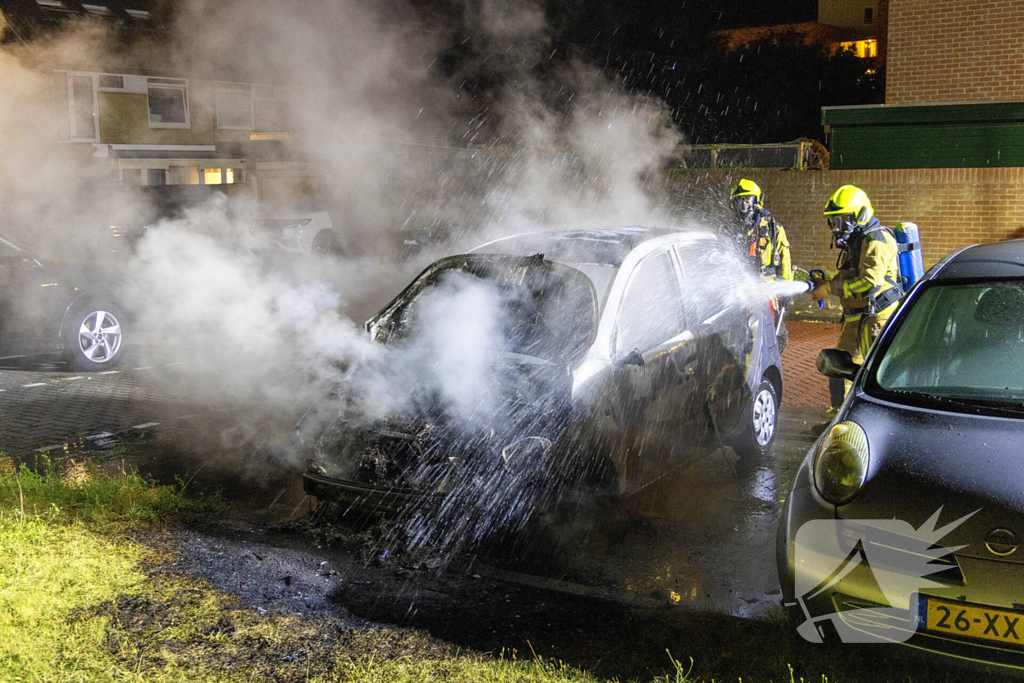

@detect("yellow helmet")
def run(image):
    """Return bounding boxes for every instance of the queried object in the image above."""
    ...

[823,185,873,226]
[730,179,762,220]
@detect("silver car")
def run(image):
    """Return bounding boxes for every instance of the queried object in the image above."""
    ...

[302,227,783,531]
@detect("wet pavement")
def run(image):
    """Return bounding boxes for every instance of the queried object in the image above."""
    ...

[497,321,837,617]
[0,322,840,618]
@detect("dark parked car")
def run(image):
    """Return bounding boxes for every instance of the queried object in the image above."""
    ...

[778,240,1024,672]
[302,227,784,531]
[0,235,131,370]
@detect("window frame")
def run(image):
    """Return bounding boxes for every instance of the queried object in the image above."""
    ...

[67,72,99,142]
[215,82,255,130]
[612,246,686,355]
[146,78,190,129]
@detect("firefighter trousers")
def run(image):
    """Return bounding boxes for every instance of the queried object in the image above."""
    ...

[829,305,896,408]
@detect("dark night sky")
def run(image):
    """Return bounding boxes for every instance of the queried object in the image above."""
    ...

[711,0,818,29]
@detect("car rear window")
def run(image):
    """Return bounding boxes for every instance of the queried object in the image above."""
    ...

[870,280,1024,412]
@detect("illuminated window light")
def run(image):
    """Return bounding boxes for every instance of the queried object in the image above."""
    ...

[226,168,235,184]
[838,39,877,59]
[204,168,223,185]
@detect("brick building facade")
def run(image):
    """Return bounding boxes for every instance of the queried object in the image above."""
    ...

[886,0,1024,105]
[668,167,1024,272]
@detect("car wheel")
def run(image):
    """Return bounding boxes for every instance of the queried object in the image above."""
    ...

[776,320,789,353]
[66,302,126,371]
[311,230,343,257]
[732,378,778,461]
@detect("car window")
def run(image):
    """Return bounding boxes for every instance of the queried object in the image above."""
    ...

[675,244,744,323]
[615,249,685,353]
[871,281,1024,409]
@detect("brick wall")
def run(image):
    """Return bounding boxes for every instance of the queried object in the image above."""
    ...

[887,0,1024,105]
[667,167,1024,271]
[98,83,215,146]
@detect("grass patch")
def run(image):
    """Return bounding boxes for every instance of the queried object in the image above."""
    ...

[0,461,624,683]
[0,459,956,683]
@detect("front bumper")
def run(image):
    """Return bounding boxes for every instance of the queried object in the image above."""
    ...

[302,471,445,516]
[779,465,1024,672]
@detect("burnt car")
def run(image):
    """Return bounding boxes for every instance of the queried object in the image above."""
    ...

[777,240,1024,672]
[0,235,131,370]
[302,227,784,535]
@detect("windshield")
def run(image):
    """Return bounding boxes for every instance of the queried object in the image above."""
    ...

[869,280,1024,412]
[371,254,600,367]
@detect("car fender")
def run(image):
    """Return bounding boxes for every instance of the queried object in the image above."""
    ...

[57,282,135,348]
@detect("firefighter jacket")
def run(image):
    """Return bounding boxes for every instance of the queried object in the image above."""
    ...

[745,208,792,280]
[829,217,903,321]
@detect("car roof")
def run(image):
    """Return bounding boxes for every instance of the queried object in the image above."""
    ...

[471,226,718,266]
[930,239,1024,280]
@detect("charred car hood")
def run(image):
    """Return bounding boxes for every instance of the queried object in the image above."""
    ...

[838,395,1024,563]
[307,352,574,490]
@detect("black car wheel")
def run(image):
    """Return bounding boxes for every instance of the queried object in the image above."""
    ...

[732,378,778,460]
[311,230,343,257]
[66,302,125,371]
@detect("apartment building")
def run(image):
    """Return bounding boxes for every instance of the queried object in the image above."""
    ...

[2,0,322,211]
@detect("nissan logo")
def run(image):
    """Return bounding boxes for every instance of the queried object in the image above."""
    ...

[984,528,1019,557]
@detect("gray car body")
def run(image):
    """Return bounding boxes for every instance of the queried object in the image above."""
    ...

[303,226,784,507]
[777,240,1024,671]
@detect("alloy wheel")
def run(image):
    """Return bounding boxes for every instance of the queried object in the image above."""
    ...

[752,387,776,446]
[78,310,122,363]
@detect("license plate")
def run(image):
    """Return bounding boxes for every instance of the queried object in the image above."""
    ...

[922,597,1024,646]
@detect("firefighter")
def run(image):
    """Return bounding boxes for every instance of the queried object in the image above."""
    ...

[731,179,793,350]
[730,179,793,281]
[811,185,903,411]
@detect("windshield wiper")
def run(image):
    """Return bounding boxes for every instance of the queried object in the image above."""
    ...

[889,389,1024,416]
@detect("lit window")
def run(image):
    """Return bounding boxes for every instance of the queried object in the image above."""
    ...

[204,169,222,185]
[864,7,874,24]
[226,168,235,184]
[838,39,877,58]
[147,78,189,128]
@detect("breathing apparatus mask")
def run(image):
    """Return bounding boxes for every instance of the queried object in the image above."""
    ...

[732,195,757,223]
[828,214,857,249]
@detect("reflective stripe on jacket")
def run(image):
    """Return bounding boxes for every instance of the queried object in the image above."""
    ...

[831,217,901,318]
[746,208,793,280]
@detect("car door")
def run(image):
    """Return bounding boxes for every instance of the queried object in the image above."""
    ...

[0,238,63,358]
[675,243,757,440]
[605,246,697,488]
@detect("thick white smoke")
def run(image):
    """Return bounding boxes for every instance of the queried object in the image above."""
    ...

[0,0,694,469]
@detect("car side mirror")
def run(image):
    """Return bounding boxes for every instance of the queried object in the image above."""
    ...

[817,349,859,381]
[619,348,645,368]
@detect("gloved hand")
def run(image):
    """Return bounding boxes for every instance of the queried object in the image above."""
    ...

[808,269,829,301]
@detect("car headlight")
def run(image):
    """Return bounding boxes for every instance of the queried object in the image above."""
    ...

[813,421,869,505]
